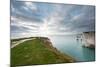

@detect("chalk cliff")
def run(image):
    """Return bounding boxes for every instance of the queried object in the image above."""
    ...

[82,31,95,48]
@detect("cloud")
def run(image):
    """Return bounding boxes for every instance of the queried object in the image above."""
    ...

[11,1,95,38]
[41,4,95,34]
[23,2,37,12]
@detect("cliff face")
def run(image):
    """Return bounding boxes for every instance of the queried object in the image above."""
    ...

[38,37,75,62]
[82,31,95,48]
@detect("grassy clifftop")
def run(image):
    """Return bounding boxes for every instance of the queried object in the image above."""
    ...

[11,37,75,66]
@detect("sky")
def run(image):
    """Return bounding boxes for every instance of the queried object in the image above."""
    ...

[11,0,95,38]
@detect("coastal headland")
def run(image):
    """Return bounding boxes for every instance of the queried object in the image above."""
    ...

[11,37,75,66]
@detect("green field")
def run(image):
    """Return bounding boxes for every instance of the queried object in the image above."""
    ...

[11,37,75,66]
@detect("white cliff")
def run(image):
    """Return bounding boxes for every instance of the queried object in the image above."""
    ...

[82,31,95,48]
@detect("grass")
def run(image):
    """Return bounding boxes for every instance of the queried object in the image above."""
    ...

[11,37,75,67]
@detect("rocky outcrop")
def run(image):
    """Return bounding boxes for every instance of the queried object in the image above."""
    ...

[82,31,95,48]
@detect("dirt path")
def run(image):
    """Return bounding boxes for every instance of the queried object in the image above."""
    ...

[11,38,34,48]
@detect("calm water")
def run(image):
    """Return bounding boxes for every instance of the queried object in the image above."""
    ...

[49,35,95,62]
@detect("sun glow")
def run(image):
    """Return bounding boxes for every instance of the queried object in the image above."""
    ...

[39,20,50,37]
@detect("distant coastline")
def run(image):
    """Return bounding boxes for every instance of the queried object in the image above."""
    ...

[82,31,95,48]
